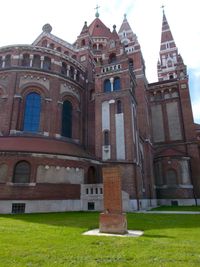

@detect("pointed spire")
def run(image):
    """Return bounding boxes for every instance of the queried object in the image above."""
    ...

[158,10,179,81]
[118,14,137,44]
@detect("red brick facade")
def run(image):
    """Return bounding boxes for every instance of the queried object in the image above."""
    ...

[0,12,199,213]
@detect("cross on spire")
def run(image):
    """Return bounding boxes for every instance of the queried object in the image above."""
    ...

[161,4,165,13]
[95,4,100,18]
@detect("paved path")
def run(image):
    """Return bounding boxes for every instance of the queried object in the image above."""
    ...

[137,210,200,214]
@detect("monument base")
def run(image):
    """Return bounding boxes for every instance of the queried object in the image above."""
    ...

[99,213,127,234]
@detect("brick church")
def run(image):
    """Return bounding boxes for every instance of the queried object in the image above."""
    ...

[0,9,199,213]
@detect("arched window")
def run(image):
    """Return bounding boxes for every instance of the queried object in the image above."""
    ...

[62,100,72,138]
[117,100,122,114]
[99,44,103,50]
[13,161,30,183]
[61,62,67,75]
[41,39,47,47]
[49,43,54,50]
[21,54,30,67]
[56,47,62,52]
[81,39,85,47]
[93,44,97,50]
[87,166,97,184]
[104,130,109,146]
[72,55,77,60]
[23,92,41,132]
[5,55,11,68]
[104,79,111,92]
[0,57,3,68]
[109,53,116,64]
[169,74,174,79]
[32,55,41,68]
[69,66,74,79]
[113,77,120,91]
[43,56,51,70]
[166,169,177,186]
[64,51,69,56]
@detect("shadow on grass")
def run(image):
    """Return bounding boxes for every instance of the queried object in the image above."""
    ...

[0,212,199,232]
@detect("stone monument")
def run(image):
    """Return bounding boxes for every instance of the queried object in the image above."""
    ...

[99,166,127,234]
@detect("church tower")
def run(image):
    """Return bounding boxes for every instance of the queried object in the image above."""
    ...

[149,9,200,206]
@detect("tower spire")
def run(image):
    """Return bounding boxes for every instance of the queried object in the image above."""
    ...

[157,9,179,81]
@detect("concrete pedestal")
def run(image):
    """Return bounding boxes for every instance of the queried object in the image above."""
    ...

[99,213,127,234]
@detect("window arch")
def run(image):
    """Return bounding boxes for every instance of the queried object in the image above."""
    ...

[113,77,120,91]
[62,100,72,138]
[166,169,177,186]
[87,166,97,184]
[23,92,41,132]
[104,79,111,92]
[13,161,31,183]
[43,56,51,70]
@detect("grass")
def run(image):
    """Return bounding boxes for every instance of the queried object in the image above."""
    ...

[150,205,200,211]
[0,212,199,267]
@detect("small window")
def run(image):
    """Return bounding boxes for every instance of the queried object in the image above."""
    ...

[61,62,67,75]
[69,66,74,79]
[104,130,109,146]
[56,47,62,52]
[113,77,120,91]
[5,55,11,68]
[0,57,3,68]
[104,79,111,92]
[32,55,41,68]
[21,54,30,67]
[42,40,47,47]
[13,161,31,183]
[81,39,85,47]
[109,53,116,64]
[117,100,122,113]
[49,43,54,50]
[12,203,26,214]
[43,56,51,70]
[88,202,95,210]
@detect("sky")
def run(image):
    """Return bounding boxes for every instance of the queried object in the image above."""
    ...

[0,0,199,123]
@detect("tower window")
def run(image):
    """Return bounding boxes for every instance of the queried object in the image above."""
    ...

[23,92,41,132]
[113,77,120,91]
[61,62,67,75]
[104,79,111,92]
[21,54,30,67]
[116,100,122,113]
[104,130,109,146]
[61,100,72,138]
[109,53,116,64]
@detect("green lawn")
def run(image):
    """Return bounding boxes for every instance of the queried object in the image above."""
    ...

[151,205,200,211]
[0,212,200,267]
